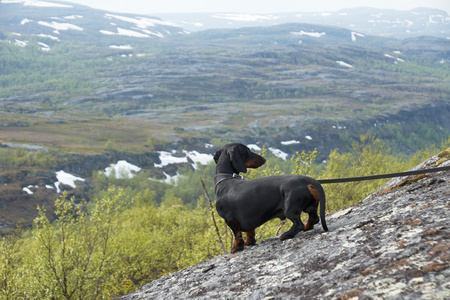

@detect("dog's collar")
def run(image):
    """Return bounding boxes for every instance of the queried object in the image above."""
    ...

[214,173,245,187]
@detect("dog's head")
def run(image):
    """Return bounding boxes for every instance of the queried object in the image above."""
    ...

[214,143,266,173]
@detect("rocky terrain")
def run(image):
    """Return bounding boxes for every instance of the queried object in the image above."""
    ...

[120,150,450,299]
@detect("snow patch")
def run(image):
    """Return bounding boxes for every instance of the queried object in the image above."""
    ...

[269,148,289,160]
[23,187,33,195]
[64,15,83,20]
[38,41,50,51]
[351,32,365,41]
[117,27,149,37]
[247,144,262,152]
[105,13,176,28]
[384,54,404,62]
[99,30,115,35]
[154,150,213,169]
[281,140,300,146]
[291,30,326,38]
[154,151,188,168]
[14,39,28,47]
[149,172,183,186]
[109,44,133,50]
[183,150,213,169]
[105,160,141,179]
[141,30,165,38]
[2,0,72,8]
[55,171,85,193]
[336,61,353,68]
[100,28,150,38]
[34,33,60,41]
[37,21,83,32]
[21,18,32,25]
[163,172,182,185]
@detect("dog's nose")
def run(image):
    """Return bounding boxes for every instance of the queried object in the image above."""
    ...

[259,156,266,166]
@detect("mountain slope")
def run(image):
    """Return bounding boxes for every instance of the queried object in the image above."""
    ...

[120,152,450,299]
[0,0,186,51]
[159,7,450,39]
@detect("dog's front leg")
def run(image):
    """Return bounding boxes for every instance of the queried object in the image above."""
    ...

[244,229,256,246]
[226,219,244,253]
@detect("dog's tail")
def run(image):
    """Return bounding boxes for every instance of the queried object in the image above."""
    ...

[316,182,328,232]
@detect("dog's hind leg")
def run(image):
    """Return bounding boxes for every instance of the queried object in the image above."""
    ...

[279,210,304,240]
[303,205,320,231]
[304,183,320,230]
[226,219,245,253]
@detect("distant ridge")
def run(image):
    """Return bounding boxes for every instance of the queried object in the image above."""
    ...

[157,7,450,39]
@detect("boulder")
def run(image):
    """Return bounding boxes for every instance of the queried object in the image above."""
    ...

[120,152,450,299]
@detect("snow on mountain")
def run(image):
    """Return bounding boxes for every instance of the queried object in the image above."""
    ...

[291,30,326,38]
[157,8,450,39]
[154,150,213,169]
[109,44,133,50]
[104,13,176,28]
[351,31,365,41]
[0,0,186,51]
[105,160,142,179]
[182,150,214,169]
[23,186,34,194]
[281,140,300,146]
[247,144,262,152]
[2,0,72,8]
[336,61,354,68]
[55,170,85,193]
[269,147,289,160]
[154,151,189,168]
[37,20,83,33]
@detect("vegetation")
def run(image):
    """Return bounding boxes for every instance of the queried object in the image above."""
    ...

[1,135,448,299]
[1,15,449,298]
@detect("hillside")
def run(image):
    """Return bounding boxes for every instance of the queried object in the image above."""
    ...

[0,2,450,233]
[1,2,449,154]
[120,152,450,299]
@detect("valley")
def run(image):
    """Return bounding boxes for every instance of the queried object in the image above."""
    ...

[0,1,449,232]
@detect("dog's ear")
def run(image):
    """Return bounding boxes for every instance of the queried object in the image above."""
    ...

[213,148,223,164]
[228,146,247,173]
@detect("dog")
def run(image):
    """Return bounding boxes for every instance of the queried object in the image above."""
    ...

[214,143,328,253]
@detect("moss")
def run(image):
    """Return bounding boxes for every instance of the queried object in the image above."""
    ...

[398,174,427,187]
[436,147,450,165]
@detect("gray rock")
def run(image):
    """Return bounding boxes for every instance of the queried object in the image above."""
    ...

[120,154,450,300]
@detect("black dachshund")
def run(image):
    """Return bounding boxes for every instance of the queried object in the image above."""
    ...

[214,143,328,253]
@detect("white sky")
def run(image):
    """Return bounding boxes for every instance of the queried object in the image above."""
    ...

[62,0,450,15]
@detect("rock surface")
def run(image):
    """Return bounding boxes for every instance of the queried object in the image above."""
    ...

[120,154,450,300]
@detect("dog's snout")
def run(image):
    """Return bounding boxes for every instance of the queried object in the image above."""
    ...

[245,153,266,168]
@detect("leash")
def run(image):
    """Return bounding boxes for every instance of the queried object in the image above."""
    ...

[317,165,450,184]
